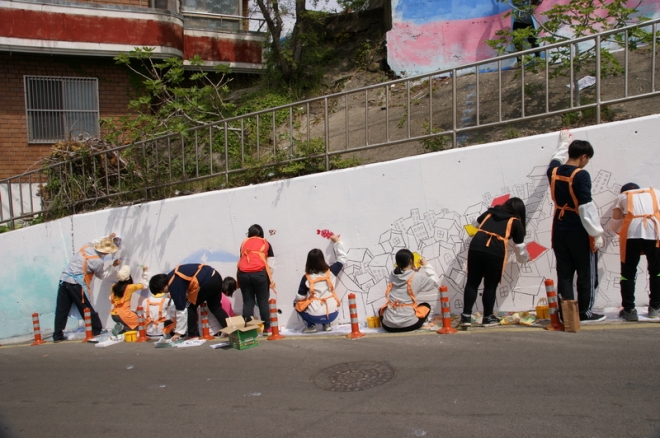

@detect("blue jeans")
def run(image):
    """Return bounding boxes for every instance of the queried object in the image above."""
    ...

[297,310,338,327]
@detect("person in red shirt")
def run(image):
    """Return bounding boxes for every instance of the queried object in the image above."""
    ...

[237,224,275,335]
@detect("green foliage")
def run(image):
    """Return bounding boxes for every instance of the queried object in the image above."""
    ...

[505,125,520,139]
[487,0,655,84]
[420,121,450,152]
[337,0,369,12]
[103,48,234,144]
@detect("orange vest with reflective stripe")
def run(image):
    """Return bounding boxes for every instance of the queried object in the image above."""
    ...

[618,187,660,262]
[294,271,341,317]
[79,245,100,303]
[167,265,205,305]
[380,273,431,319]
[475,214,517,281]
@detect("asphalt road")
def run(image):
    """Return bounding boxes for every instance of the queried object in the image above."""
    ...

[0,324,658,438]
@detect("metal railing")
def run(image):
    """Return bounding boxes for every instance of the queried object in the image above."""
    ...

[1,18,659,230]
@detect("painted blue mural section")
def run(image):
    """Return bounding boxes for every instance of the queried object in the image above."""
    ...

[395,0,510,24]
[182,249,238,264]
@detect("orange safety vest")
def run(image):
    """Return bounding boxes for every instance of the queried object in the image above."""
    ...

[618,187,660,262]
[379,273,431,319]
[79,245,100,304]
[167,264,205,305]
[237,237,274,288]
[475,214,517,281]
[550,167,597,252]
[294,271,341,317]
[144,297,169,328]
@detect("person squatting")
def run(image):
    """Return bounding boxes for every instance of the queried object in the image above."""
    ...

[52,133,660,339]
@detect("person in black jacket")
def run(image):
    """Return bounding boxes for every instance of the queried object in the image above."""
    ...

[460,197,529,327]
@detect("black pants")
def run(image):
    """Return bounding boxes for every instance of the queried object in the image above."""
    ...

[463,250,503,316]
[111,314,133,333]
[54,281,102,340]
[552,229,598,317]
[620,238,660,310]
[380,303,430,333]
[238,269,271,329]
[187,271,229,337]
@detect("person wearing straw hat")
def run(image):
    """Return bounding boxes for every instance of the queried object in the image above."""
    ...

[608,183,660,321]
[53,233,121,343]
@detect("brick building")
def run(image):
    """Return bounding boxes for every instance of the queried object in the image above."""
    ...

[0,0,265,179]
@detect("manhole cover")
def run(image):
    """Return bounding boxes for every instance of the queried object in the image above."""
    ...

[312,361,394,392]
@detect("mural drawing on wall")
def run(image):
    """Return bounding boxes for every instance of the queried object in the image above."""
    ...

[321,163,630,325]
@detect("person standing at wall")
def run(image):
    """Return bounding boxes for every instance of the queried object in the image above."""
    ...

[547,130,605,322]
[608,183,660,321]
[148,264,231,340]
[237,224,275,336]
[460,198,529,327]
[294,234,347,333]
[53,233,121,342]
[109,265,149,334]
[380,249,440,332]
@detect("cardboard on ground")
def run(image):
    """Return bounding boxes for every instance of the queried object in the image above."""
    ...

[219,316,263,335]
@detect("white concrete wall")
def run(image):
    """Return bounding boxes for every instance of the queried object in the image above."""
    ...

[2,114,659,343]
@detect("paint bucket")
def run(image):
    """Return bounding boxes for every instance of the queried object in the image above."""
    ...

[535,298,549,320]
[366,316,381,328]
[124,331,137,342]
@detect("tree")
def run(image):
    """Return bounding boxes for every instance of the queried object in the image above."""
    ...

[103,47,233,144]
[487,0,654,104]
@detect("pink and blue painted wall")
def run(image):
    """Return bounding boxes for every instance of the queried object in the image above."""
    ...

[387,0,660,77]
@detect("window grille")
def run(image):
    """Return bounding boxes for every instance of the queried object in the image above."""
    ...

[24,76,99,143]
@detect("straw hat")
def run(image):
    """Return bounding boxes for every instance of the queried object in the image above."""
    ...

[117,265,132,282]
[93,236,119,254]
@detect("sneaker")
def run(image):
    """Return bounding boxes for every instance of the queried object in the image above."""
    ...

[481,314,501,327]
[648,307,660,318]
[322,324,332,332]
[93,329,108,336]
[580,313,606,322]
[618,309,639,322]
[262,328,272,336]
[302,325,317,334]
[52,336,66,343]
[459,314,472,327]
[111,323,123,336]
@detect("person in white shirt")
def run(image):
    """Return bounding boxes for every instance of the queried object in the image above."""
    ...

[608,183,660,320]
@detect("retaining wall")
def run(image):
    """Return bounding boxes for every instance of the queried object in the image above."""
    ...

[1,114,659,343]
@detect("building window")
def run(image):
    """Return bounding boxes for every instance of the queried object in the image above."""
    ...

[181,0,243,31]
[24,76,99,144]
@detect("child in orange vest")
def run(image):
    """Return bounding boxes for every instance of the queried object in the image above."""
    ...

[608,182,660,321]
[380,249,440,332]
[294,234,347,333]
[143,286,175,338]
[110,265,149,335]
[459,198,529,327]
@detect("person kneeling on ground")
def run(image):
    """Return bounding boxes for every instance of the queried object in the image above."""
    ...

[110,265,149,335]
[460,197,529,327]
[149,264,233,341]
[380,249,440,332]
[294,234,347,334]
